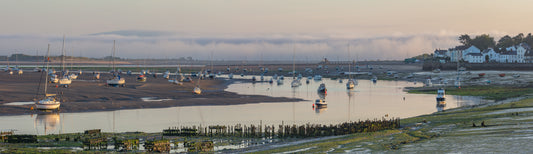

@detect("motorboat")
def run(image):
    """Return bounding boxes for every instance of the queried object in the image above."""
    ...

[436,88,446,102]
[291,79,302,87]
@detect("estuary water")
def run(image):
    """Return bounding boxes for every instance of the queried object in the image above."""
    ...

[0,77,487,135]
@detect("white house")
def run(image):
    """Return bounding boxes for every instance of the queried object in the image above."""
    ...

[482,48,500,63]
[464,53,485,63]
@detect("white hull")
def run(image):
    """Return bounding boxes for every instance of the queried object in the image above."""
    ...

[107,78,126,85]
[35,103,60,110]
[193,87,202,94]
[59,78,72,85]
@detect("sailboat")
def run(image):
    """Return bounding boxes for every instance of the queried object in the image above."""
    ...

[317,83,327,94]
[291,45,301,87]
[35,44,61,111]
[169,64,183,85]
[58,35,72,87]
[193,69,203,94]
[106,40,126,87]
[346,44,357,89]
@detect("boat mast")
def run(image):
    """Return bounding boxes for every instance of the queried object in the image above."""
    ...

[292,44,296,79]
[348,44,351,79]
[112,40,116,73]
[61,35,65,73]
[44,44,50,94]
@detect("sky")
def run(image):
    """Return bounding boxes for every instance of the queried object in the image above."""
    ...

[1,0,532,61]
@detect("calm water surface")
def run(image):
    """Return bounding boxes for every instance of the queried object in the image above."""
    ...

[0,76,487,135]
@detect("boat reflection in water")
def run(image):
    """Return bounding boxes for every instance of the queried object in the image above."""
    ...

[436,101,446,112]
[315,105,327,114]
[34,113,60,135]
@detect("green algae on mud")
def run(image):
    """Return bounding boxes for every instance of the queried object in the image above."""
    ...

[406,85,533,100]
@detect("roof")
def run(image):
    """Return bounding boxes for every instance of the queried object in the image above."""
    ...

[501,51,517,55]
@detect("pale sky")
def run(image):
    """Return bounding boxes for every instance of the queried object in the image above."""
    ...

[1,0,532,60]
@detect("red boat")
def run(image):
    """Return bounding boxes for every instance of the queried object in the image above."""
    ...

[478,73,485,77]
[499,73,506,77]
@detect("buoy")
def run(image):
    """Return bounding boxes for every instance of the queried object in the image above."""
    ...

[55,85,58,88]
[30,106,34,110]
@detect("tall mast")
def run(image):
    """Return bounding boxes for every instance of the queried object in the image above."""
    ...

[61,35,65,72]
[44,44,50,94]
[348,44,351,79]
[112,40,116,72]
[292,44,296,78]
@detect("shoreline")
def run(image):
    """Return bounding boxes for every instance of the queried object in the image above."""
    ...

[0,72,304,116]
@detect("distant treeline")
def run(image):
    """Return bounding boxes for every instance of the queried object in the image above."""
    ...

[459,33,533,52]
[0,54,197,62]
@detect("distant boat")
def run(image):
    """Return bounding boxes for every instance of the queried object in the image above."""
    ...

[35,44,60,111]
[499,73,506,77]
[228,73,234,79]
[106,40,126,87]
[513,74,520,78]
[260,74,264,81]
[193,86,202,95]
[346,79,357,89]
[93,72,100,79]
[317,83,327,93]
[478,73,485,77]
[137,74,147,82]
[252,76,256,81]
[280,75,285,80]
[433,69,441,73]
[436,88,446,102]
[425,79,432,87]
[315,99,327,107]
[277,79,283,85]
[58,35,72,87]
[17,69,23,75]
[163,70,170,79]
[371,76,378,83]
[306,79,310,84]
[291,79,302,87]
[269,78,273,84]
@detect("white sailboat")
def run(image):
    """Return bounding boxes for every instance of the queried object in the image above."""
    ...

[317,83,327,94]
[35,44,60,111]
[193,69,203,94]
[290,45,301,87]
[58,35,72,86]
[346,44,357,90]
[106,40,126,87]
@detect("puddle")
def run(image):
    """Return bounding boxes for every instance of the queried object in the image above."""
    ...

[3,102,34,106]
[140,97,173,102]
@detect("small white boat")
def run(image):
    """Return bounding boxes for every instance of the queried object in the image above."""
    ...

[346,79,357,89]
[280,75,285,80]
[68,73,78,80]
[8,70,13,75]
[17,69,23,75]
[193,86,202,94]
[273,74,278,80]
[260,74,264,81]
[317,83,327,93]
[36,94,61,110]
[436,88,446,102]
[59,75,72,86]
[228,73,234,79]
[277,79,283,85]
[291,79,301,87]
[107,75,125,86]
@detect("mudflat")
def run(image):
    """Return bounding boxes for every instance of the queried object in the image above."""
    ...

[0,71,303,115]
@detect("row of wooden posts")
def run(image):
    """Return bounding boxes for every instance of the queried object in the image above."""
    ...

[163,118,400,138]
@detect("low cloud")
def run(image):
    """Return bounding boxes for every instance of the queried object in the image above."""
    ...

[0,31,461,61]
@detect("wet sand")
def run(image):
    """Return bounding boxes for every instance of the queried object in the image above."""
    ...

[0,71,304,116]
